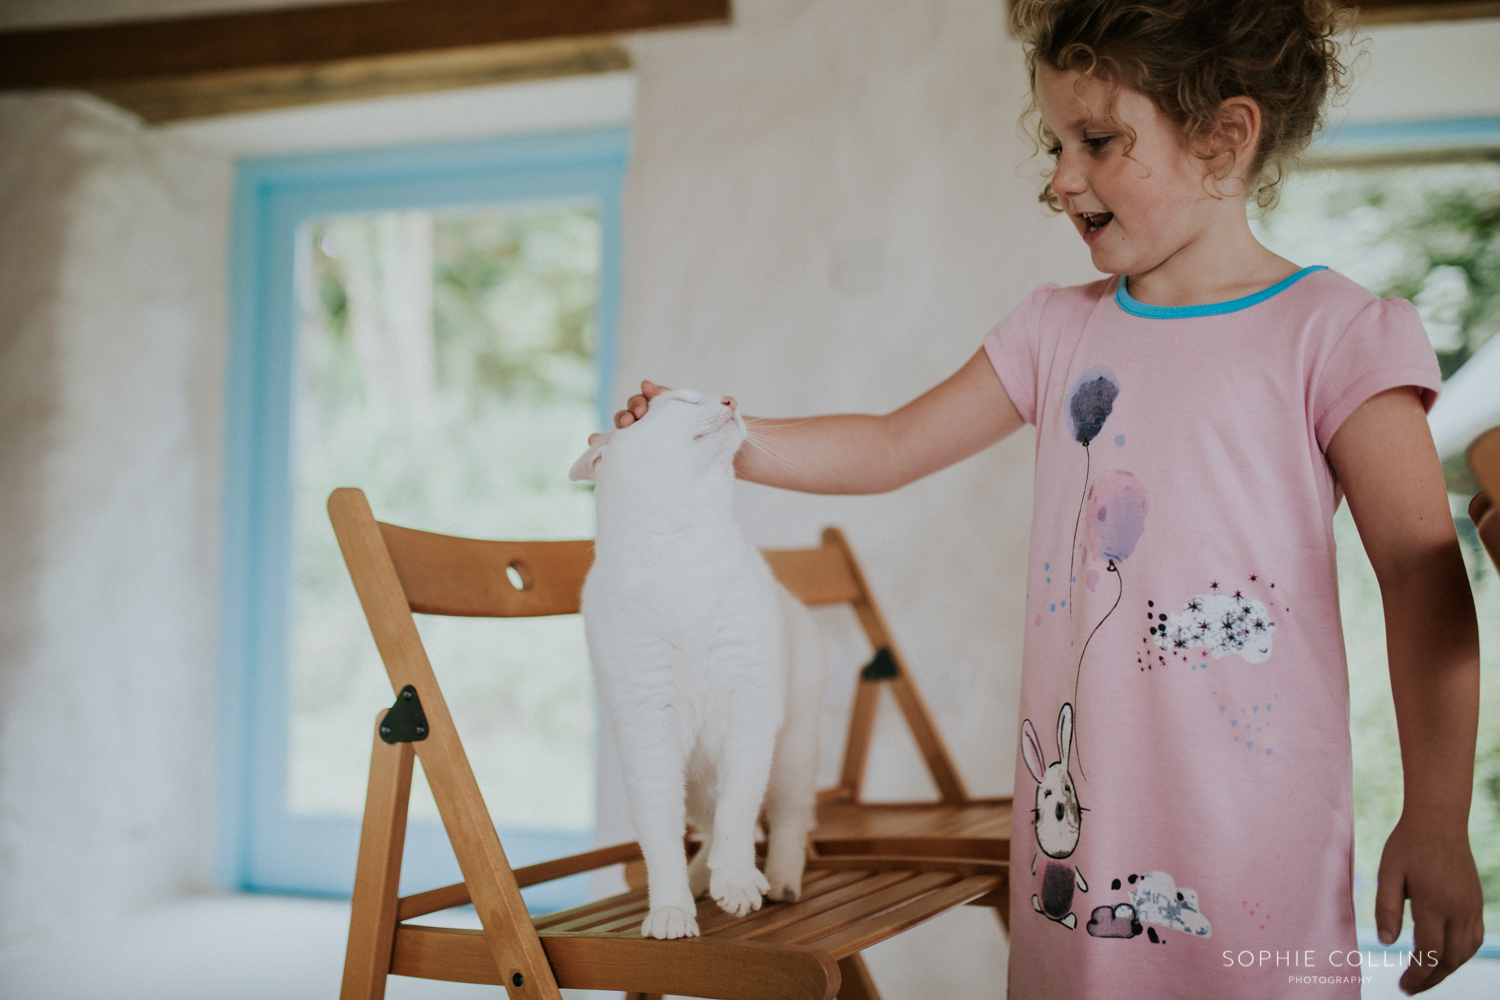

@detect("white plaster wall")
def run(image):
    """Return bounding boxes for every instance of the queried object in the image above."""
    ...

[0,93,231,949]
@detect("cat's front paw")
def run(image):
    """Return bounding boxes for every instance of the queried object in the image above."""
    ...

[711,865,771,917]
[640,906,699,940]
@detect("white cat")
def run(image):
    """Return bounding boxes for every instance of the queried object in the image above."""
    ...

[570,388,827,940]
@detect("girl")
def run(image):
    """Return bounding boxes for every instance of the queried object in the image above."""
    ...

[606,0,1484,994]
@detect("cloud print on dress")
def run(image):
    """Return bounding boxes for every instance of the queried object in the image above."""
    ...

[1087,903,1143,939]
[1153,591,1275,664]
[1131,871,1212,938]
[1086,470,1149,562]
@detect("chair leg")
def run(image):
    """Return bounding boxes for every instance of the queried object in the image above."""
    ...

[995,884,1011,935]
[340,716,415,1000]
[624,994,663,1000]
[836,954,882,1000]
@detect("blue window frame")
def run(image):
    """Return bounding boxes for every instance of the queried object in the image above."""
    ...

[217,126,627,905]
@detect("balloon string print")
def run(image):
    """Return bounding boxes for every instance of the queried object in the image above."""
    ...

[1071,559,1121,780]
[1066,370,1119,615]
[1069,469,1149,780]
[1069,445,1092,614]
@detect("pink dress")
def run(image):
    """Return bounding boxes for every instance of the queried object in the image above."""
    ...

[983,268,1440,998]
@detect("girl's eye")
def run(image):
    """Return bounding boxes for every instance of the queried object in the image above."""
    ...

[1084,135,1113,153]
[1046,144,1063,158]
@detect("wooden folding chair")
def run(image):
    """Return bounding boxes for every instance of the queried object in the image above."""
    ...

[761,529,1014,932]
[1469,426,1500,566]
[329,488,1007,1000]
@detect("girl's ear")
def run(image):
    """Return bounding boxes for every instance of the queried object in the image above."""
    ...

[1202,96,1262,191]
[569,432,612,482]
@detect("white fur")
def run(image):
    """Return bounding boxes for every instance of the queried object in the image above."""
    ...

[571,389,827,939]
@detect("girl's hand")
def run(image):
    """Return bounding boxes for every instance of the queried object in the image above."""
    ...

[616,380,668,428]
[1375,816,1485,994]
[588,380,669,446]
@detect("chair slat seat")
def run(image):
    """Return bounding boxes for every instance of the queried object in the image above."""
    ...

[390,859,1004,999]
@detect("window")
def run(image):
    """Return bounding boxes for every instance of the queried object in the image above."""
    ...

[218,127,627,908]
[1253,121,1500,943]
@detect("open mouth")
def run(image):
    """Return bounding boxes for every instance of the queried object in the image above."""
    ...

[1080,212,1113,234]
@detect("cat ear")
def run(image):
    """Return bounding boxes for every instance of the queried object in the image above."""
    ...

[569,432,612,482]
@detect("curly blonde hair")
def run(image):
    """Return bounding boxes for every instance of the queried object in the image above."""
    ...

[1012,0,1355,210]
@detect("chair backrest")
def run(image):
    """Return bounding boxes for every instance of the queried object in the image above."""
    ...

[379,520,593,617]
[342,491,970,814]
[763,529,969,805]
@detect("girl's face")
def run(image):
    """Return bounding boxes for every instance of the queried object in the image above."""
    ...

[1035,65,1226,278]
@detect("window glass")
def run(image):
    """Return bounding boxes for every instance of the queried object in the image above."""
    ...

[288,205,599,831]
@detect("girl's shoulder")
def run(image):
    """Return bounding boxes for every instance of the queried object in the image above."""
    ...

[1005,277,1116,333]
[1282,268,1432,352]
[1024,277,1116,311]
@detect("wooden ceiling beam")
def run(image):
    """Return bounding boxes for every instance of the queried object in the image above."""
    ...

[0,0,730,89]
[1356,0,1500,23]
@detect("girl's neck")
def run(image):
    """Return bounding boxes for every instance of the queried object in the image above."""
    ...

[1123,210,1299,309]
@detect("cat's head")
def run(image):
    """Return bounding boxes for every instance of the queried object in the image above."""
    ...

[569,387,745,484]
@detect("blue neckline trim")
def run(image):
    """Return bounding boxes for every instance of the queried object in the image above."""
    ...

[1115,266,1328,318]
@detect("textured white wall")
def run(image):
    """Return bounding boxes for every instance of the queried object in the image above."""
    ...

[0,94,231,949]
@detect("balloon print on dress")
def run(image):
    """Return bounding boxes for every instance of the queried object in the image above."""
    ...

[1069,370,1120,447]
[1069,469,1149,779]
[1086,470,1149,562]
[1066,368,1120,615]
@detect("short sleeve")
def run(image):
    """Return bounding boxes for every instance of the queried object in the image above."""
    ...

[1311,296,1442,452]
[983,284,1058,426]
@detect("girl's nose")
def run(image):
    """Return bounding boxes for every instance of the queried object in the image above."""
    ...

[1051,159,1086,198]
[721,395,737,411]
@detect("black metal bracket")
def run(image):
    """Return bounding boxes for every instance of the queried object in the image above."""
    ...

[379,685,429,743]
[860,646,900,681]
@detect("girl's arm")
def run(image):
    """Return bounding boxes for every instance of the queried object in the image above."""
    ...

[614,348,1026,494]
[1326,386,1485,995]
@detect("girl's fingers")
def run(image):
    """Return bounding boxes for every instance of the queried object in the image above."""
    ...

[612,381,670,428]
[1374,858,1406,945]
[1400,914,1453,994]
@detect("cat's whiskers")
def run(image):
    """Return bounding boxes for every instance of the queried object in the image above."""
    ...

[743,425,810,481]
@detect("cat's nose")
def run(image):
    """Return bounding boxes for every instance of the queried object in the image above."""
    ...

[721,396,737,411]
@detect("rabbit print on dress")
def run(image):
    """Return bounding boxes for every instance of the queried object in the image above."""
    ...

[570,388,828,940]
[1022,701,1088,929]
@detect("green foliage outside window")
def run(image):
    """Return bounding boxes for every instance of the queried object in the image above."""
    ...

[289,205,602,830]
